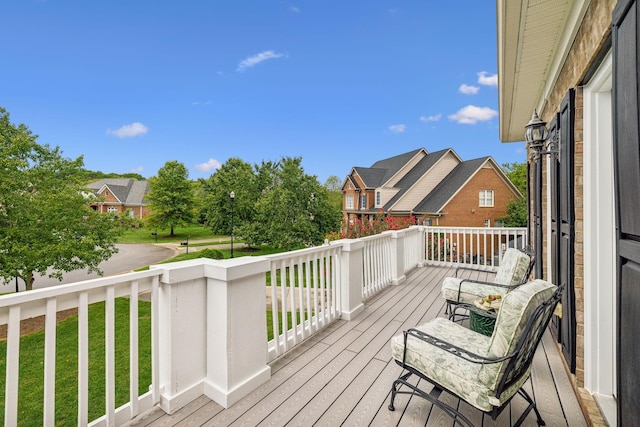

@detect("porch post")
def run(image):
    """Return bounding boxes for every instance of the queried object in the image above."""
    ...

[338,239,365,320]
[202,257,271,408]
[390,230,407,285]
[152,257,272,413]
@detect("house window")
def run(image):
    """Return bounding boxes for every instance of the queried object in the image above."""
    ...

[376,191,381,206]
[107,207,118,214]
[484,219,491,227]
[424,218,433,226]
[479,190,494,207]
[346,194,354,209]
[360,194,367,210]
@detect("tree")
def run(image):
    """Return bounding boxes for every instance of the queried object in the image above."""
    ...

[240,157,342,250]
[200,158,257,235]
[324,175,343,213]
[0,108,125,291]
[500,162,528,227]
[146,161,195,237]
[501,162,527,194]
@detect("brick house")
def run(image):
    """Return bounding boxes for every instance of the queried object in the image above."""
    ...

[341,148,521,227]
[496,0,640,424]
[86,178,150,219]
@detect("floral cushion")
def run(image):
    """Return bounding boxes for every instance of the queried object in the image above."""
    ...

[477,279,556,390]
[441,248,531,304]
[441,277,509,304]
[390,317,531,411]
[493,248,531,286]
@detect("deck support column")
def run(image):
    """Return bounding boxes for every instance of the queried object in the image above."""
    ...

[153,257,271,413]
[390,230,407,285]
[339,239,365,320]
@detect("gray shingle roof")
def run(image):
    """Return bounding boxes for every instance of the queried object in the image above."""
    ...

[382,149,450,210]
[414,157,490,213]
[86,179,149,205]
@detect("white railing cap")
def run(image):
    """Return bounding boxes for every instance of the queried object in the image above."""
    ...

[151,257,270,283]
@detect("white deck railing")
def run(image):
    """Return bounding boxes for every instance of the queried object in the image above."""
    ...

[0,270,163,427]
[422,226,528,270]
[0,225,524,424]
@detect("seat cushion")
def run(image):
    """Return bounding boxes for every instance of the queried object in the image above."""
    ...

[441,277,509,304]
[493,248,531,286]
[478,279,556,390]
[390,317,529,411]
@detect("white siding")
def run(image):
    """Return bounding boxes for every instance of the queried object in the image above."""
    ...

[385,150,427,187]
[390,152,459,211]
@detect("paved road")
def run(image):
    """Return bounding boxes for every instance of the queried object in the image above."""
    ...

[14,244,176,291]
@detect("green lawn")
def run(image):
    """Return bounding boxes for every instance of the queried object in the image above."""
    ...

[0,299,301,425]
[0,298,152,426]
[118,223,223,244]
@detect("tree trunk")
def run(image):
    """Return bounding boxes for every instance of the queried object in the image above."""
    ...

[24,270,34,291]
[170,224,175,237]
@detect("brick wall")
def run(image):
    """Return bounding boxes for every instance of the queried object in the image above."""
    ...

[531,1,614,424]
[439,168,517,227]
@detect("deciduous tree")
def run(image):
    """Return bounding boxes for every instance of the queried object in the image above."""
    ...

[0,108,125,290]
[146,160,195,237]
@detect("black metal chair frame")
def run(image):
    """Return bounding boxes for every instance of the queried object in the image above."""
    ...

[445,249,536,323]
[389,283,563,427]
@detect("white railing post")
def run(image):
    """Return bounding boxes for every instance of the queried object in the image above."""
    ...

[154,260,210,414]
[338,239,365,320]
[153,257,272,413]
[390,230,406,285]
[202,257,271,408]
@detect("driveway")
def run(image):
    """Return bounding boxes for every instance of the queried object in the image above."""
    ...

[20,243,175,291]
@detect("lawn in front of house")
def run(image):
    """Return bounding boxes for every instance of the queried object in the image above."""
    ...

[0,296,301,425]
[118,223,223,244]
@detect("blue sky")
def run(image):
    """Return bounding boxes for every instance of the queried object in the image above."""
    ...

[1,1,526,184]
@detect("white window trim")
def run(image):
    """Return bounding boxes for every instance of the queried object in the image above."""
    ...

[346,194,354,209]
[479,190,494,207]
[583,51,616,424]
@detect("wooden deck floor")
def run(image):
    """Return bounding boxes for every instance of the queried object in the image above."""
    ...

[128,265,587,427]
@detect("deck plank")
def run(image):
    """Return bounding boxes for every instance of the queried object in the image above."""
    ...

[128,266,586,427]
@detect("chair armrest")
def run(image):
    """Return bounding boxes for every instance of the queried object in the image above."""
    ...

[449,280,518,305]
[454,265,480,278]
[403,327,512,365]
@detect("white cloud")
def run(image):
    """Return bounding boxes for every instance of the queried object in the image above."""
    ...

[106,122,149,138]
[459,84,480,95]
[195,158,222,172]
[130,166,144,173]
[477,71,498,87]
[237,50,285,72]
[290,5,300,13]
[419,114,442,122]
[388,124,406,134]
[192,101,212,106]
[448,105,498,124]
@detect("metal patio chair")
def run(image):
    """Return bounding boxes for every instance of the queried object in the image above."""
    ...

[442,247,534,321]
[389,279,562,427]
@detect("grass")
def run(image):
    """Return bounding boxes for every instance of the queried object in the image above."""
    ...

[0,299,305,424]
[0,298,151,426]
[118,223,223,244]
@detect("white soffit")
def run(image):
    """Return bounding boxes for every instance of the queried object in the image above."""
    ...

[497,0,589,142]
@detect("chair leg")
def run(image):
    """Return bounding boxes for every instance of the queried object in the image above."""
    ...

[388,371,412,411]
[514,388,546,426]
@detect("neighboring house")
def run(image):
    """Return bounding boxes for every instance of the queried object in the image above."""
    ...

[497,0,639,424]
[86,178,150,219]
[341,147,521,227]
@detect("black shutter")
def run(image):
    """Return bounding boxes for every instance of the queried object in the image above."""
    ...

[613,0,640,423]
[558,90,576,373]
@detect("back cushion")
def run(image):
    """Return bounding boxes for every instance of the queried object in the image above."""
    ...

[478,279,556,390]
[493,249,531,286]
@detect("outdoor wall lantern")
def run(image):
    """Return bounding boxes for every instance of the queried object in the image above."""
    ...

[524,110,558,159]
[524,109,558,279]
